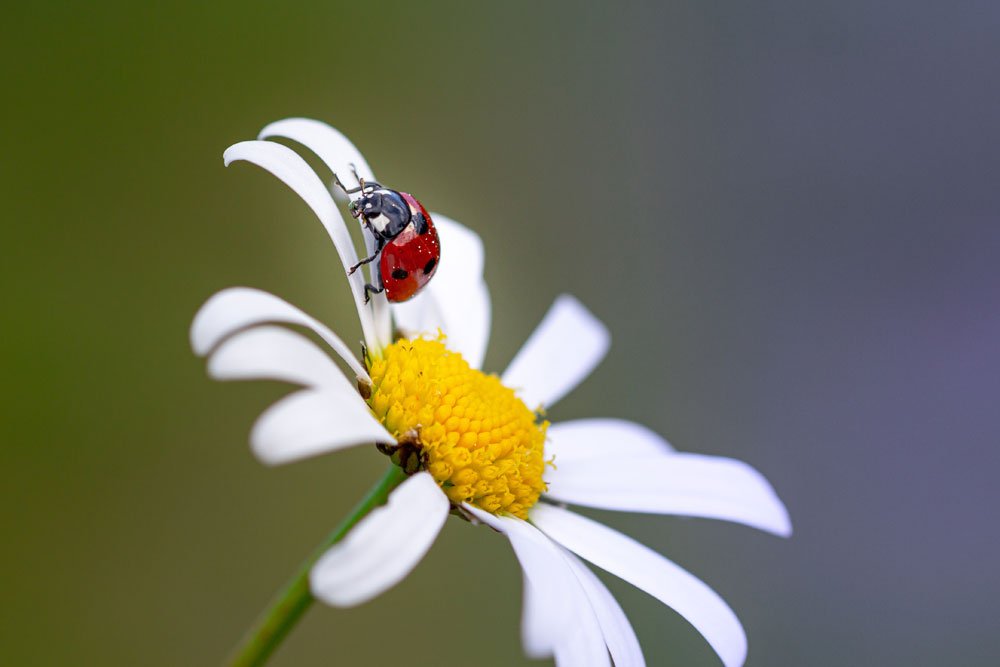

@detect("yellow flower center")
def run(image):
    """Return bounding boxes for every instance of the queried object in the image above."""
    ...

[366,337,548,519]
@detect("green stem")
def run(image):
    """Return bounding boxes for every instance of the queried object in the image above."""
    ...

[225,464,408,667]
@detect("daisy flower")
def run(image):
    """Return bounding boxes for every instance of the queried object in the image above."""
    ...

[192,118,791,667]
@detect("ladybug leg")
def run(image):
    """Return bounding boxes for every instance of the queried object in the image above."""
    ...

[347,235,386,276]
[347,252,379,275]
[363,283,385,304]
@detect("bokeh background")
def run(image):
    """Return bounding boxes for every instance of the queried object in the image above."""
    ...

[3,2,999,665]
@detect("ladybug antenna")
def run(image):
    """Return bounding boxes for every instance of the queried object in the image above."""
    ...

[333,164,382,196]
[333,166,372,196]
[332,172,352,194]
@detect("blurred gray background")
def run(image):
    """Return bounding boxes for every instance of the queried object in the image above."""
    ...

[3,2,998,665]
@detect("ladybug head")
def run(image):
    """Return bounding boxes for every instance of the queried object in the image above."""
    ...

[349,188,411,239]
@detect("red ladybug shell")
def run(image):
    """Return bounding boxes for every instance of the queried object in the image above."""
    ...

[378,192,440,302]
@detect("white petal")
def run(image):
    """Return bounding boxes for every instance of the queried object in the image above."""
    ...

[463,507,570,658]
[519,564,554,658]
[428,212,484,280]
[223,140,378,349]
[255,119,393,349]
[531,504,747,667]
[250,389,394,465]
[460,280,492,370]
[391,214,491,369]
[369,289,393,354]
[546,418,675,464]
[502,295,610,409]
[190,287,369,380]
[310,472,448,607]
[463,506,609,666]
[207,325,353,391]
[554,632,612,667]
[257,118,376,191]
[389,288,444,340]
[544,452,792,537]
[563,551,645,667]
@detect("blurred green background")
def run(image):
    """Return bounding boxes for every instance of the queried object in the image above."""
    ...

[4,2,999,665]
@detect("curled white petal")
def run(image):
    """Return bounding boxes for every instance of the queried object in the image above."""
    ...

[310,472,448,607]
[544,452,792,537]
[190,287,368,380]
[463,505,609,665]
[531,503,747,667]
[392,214,491,369]
[250,389,394,465]
[207,325,353,390]
[258,117,376,191]
[502,295,610,409]
[256,118,393,348]
[545,418,675,464]
[222,140,377,349]
[564,550,645,667]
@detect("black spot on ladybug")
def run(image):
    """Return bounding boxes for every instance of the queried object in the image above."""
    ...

[413,213,429,235]
[423,258,436,274]
[391,268,408,280]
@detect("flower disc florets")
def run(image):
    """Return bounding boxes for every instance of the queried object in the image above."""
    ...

[367,338,548,518]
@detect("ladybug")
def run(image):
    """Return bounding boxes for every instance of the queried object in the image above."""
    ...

[336,175,440,303]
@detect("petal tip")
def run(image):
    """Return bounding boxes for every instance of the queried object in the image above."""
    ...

[308,570,358,608]
[248,430,284,467]
[309,472,448,608]
[189,320,208,357]
[555,293,611,346]
[189,287,257,357]
[772,503,793,538]
[221,142,245,167]
[746,465,793,538]
[189,293,221,357]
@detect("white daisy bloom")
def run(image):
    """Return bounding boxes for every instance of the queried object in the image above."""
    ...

[193,119,791,667]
